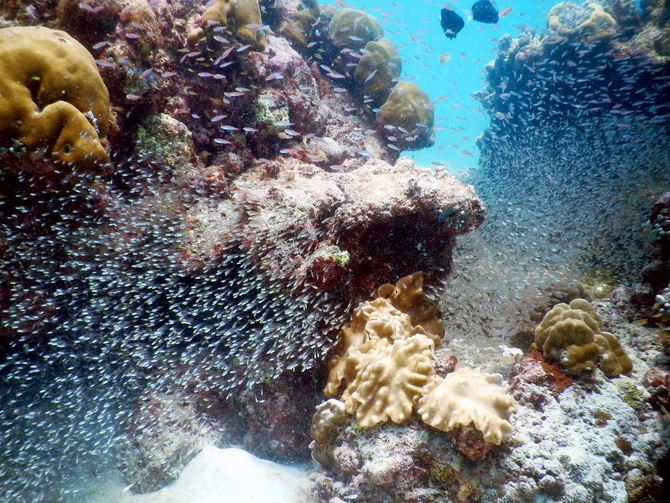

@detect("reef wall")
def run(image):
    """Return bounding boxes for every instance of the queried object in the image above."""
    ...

[440,0,670,355]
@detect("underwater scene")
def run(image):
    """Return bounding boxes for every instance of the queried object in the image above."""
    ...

[1,0,669,501]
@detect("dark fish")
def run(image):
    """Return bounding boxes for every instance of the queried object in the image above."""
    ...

[440,8,465,39]
[472,0,499,24]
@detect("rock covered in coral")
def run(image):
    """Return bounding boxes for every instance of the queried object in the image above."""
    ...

[547,1,618,39]
[310,398,349,447]
[184,156,485,299]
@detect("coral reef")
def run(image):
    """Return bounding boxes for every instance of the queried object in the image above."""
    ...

[534,298,633,376]
[0,0,668,501]
[0,26,116,172]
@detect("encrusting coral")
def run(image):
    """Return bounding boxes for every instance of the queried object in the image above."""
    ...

[186,0,266,51]
[323,272,516,442]
[418,368,516,445]
[0,26,116,172]
[534,298,632,376]
[547,2,618,39]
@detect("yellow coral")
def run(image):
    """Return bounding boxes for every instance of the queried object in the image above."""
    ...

[377,272,444,346]
[324,272,443,396]
[341,335,435,427]
[596,331,633,377]
[323,273,517,443]
[0,26,115,172]
[534,298,632,376]
[547,2,617,39]
[187,0,266,51]
[418,368,516,445]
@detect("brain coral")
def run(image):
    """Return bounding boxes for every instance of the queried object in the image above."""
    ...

[0,26,115,172]
[187,0,266,50]
[418,367,517,445]
[328,8,383,50]
[377,81,435,151]
[353,37,402,106]
[547,2,618,38]
[534,298,632,376]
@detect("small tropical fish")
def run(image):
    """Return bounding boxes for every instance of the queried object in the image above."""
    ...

[499,7,512,18]
[437,203,458,220]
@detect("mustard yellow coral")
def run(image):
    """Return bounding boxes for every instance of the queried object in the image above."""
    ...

[534,298,632,376]
[377,80,435,151]
[187,0,266,51]
[0,26,115,172]
[281,0,320,49]
[353,37,401,106]
[328,8,383,50]
[418,368,516,445]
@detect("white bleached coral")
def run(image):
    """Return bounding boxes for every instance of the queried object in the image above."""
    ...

[418,367,517,445]
[310,399,349,446]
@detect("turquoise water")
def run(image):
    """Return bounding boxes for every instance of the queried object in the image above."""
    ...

[331,0,558,170]
[1,0,668,501]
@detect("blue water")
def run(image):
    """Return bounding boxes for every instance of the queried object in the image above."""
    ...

[323,0,562,170]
